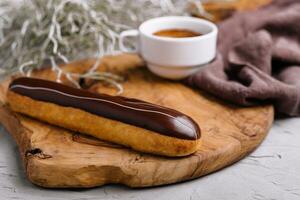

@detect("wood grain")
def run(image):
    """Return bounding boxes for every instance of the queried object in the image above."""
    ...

[0,54,274,188]
[190,0,272,22]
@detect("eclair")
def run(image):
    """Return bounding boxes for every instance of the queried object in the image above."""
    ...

[7,77,201,157]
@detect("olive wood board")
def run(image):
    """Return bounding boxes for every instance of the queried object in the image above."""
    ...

[0,54,274,188]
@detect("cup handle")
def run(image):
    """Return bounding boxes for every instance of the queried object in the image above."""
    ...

[119,29,139,53]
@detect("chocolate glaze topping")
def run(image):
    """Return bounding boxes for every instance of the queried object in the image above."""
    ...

[9,77,200,140]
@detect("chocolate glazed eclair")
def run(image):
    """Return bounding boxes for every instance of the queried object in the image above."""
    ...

[7,77,201,157]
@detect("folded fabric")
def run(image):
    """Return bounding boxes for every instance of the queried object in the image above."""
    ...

[187,0,300,116]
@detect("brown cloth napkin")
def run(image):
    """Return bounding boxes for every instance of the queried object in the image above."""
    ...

[187,0,300,116]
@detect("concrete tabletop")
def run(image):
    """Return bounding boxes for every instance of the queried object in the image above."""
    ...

[0,118,299,200]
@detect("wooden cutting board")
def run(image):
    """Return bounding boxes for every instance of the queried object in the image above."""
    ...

[0,54,274,188]
[190,0,272,22]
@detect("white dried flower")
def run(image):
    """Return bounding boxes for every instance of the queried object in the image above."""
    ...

[0,0,206,93]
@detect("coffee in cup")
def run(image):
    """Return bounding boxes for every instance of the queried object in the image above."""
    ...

[119,16,218,80]
[153,29,202,38]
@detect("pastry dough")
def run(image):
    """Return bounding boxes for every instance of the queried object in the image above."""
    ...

[7,77,201,157]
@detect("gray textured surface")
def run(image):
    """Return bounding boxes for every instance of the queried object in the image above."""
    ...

[0,118,300,200]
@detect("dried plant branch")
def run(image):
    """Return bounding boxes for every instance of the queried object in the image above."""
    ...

[0,0,209,94]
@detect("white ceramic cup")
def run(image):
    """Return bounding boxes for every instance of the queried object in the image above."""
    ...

[119,16,218,79]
